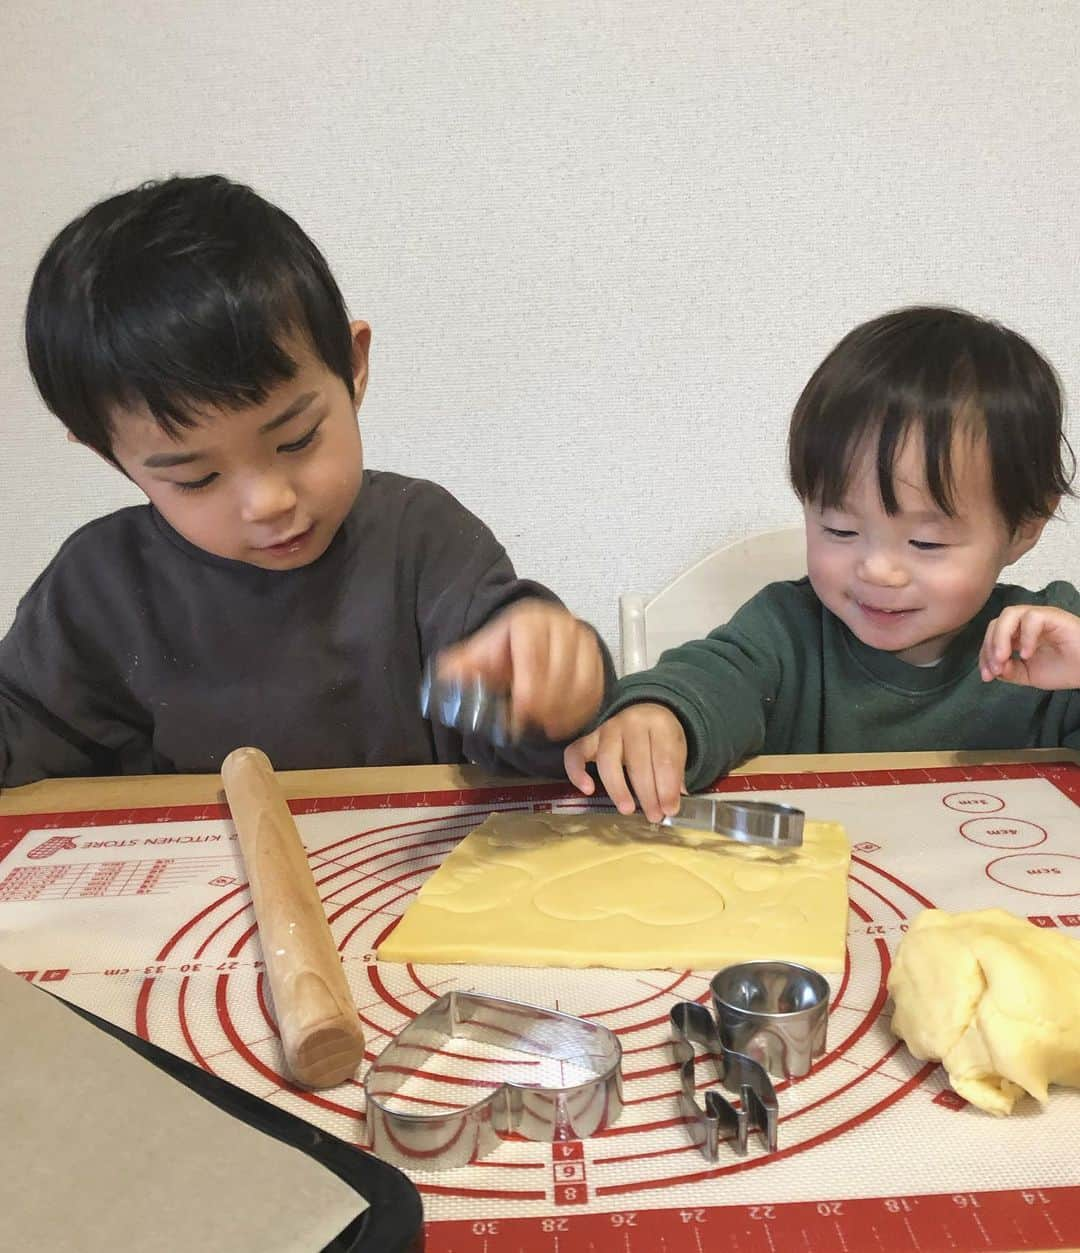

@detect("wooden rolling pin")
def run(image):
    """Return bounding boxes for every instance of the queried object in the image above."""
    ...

[221,747,365,1088]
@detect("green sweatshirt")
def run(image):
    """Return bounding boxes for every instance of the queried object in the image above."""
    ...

[608,578,1080,791]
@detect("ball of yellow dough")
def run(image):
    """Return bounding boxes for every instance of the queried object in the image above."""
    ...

[888,908,1080,1116]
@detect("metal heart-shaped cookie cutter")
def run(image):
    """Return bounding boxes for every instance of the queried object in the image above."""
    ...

[364,991,623,1170]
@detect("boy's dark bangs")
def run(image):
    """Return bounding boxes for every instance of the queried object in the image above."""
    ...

[92,276,311,438]
[80,256,350,446]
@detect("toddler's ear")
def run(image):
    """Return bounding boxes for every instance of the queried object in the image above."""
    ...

[1007,512,1053,564]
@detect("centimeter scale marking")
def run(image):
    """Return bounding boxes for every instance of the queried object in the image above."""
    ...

[427,1184,1079,1253]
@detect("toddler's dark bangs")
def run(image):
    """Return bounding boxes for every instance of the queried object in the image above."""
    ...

[799,396,964,520]
[789,307,1073,534]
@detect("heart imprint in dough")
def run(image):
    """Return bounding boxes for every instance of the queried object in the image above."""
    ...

[532,849,726,927]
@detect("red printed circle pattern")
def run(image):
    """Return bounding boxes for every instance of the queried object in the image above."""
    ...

[131,796,938,1203]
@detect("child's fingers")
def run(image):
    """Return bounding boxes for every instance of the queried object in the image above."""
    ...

[547,627,605,738]
[516,615,605,739]
[445,604,604,741]
[650,727,685,817]
[978,622,1003,681]
[439,619,513,686]
[506,612,548,734]
[977,629,993,682]
[978,606,1080,687]
[988,609,1022,663]
[567,708,685,819]
[534,619,577,736]
[995,656,1030,686]
[979,609,1023,680]
[623,722,663,823]
[594,730,640,816]
[1017,609,1050,660]
[564,732,598,794]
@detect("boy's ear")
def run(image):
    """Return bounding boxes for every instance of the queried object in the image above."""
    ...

[350,321,371,409]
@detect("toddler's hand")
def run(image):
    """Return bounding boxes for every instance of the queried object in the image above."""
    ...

[438,600,606,740]
[563,703,687,824]
[979,604,1080,690]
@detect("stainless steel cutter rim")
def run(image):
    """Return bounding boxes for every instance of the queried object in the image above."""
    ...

[669,999,778,1159]
[660,796,805,848]
[419,658,511,747]
[721,800,804,819]
[710,959,831,1020]
[364,989,623,1170]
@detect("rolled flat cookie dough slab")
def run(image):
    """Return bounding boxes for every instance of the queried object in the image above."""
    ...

[378,810,850,971]
[889,908,1080,1115]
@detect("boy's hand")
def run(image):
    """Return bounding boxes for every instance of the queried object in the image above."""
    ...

[979,605,1080,690]
[563,703,687,824]
[437,600,606,740]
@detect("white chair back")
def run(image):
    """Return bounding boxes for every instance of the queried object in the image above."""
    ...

[619,527,806,674]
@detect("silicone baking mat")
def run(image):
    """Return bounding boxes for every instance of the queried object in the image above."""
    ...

[2,760,1078,1252]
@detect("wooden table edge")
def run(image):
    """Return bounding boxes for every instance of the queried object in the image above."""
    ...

[2,747,1077,815]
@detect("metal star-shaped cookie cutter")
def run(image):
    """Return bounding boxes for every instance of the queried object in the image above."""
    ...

[364,991,623,1170]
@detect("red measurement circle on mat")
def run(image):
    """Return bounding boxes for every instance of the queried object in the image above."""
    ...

[132,803,937,1208]
[941,791,1005,814]
[985,852,1080,897]
[959,816,1047,849]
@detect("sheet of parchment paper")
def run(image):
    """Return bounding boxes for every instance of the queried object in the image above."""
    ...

[0,965,367,1252]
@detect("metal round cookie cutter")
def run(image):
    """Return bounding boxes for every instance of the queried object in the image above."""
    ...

[710,960,830,1079]
[419,658,511,748]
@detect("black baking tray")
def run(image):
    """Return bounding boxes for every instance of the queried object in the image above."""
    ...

[56,996,424,1252]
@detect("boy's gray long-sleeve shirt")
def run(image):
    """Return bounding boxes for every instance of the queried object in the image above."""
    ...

[606,577,1080,791]
[0,470,613,787]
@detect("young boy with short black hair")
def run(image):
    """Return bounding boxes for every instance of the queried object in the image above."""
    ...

[566,306,1080,820]
[2,174,613,787]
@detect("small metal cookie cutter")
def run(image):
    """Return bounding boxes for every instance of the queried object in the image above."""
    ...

[662,796,804,850]
[670,1000,778,1159]
[711,960,830,1079]
[365,991,623,1170]
[419,658,511,748]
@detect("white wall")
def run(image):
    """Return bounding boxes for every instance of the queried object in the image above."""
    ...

[3,1,1079,654]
